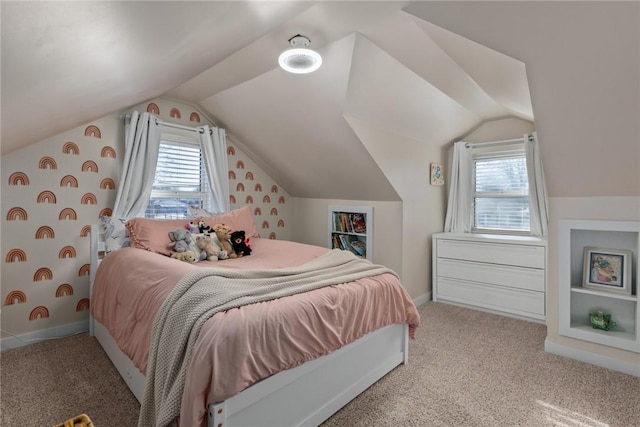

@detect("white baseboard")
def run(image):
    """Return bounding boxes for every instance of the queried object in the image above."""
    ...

[1,320,89,352]
[413,292,431,307]
[544,339,640,377]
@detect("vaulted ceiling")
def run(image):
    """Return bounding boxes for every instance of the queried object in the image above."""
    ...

[1,1,532,200]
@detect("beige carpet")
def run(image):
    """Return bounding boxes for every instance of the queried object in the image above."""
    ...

[2,302,639,426]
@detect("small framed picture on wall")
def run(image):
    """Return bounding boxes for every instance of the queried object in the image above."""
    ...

[582,247,632,294]
[430,163,444,186]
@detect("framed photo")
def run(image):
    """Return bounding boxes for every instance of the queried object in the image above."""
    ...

[430,163,444,186]
[582,247,632,294]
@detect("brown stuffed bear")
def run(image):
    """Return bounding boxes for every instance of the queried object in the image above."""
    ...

[213,224,237,259]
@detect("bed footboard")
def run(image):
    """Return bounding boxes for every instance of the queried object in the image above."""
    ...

[209,323,409,427]
[93,318,408,427]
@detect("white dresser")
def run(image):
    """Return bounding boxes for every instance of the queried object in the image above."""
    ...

[432,233,547,322]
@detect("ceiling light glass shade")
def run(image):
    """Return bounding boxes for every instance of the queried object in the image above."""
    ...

[278,35,322,74]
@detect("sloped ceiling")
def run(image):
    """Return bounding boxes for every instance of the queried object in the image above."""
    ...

[1,1,532,200]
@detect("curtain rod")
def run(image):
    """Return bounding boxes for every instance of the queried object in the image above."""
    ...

[155,118,206,134]
[119,113,212,134]
[464,135,533,149]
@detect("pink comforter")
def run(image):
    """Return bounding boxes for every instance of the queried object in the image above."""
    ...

[91,238,420,426]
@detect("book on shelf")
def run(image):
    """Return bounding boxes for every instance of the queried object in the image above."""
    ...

[332,212,367,234]
[351,213,366,234]
[332,234,342,250]
[350,240,366,257]
[331,233,366,258]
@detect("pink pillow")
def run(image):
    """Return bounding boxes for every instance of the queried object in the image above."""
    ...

[199,205,260,238]
[126,217,188,255]
[126,206,259,255]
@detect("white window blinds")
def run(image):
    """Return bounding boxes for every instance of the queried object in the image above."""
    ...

[145,139,211,219]
[473,147,530,232]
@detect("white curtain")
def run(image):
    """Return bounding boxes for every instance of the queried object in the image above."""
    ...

[444,141,473,232]
[525,132,549,237]
[198,125,230,213]
[112,111,161,218]
[444,134,549,237]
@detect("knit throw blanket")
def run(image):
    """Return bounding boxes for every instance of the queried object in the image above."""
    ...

[138,249,396,427]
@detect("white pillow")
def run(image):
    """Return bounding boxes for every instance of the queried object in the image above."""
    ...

[187,205,213,218]
[100,216,131,253]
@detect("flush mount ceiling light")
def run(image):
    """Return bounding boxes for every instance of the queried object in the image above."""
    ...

[278,34,322,74]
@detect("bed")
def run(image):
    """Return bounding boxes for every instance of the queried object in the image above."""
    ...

[89,207,420,427]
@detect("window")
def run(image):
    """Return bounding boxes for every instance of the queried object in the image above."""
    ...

[145,134,211,219]
[472,144,530,233]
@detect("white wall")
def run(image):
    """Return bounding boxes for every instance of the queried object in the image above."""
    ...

[462,117,535,143]
[340,117,449,302]
[290,198,405,281]
[407,1,640,198]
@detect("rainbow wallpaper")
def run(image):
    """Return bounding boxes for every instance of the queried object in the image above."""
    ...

[1,98,292,339]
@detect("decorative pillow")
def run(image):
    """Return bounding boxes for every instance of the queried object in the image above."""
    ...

[199,205,260,238]
[126,206,260,256]
[100,216,130,253]
[126,217,190,256]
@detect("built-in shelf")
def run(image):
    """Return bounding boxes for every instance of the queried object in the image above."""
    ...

[558,219,640,353]
[328,205,373,261]
[570,285,638,302]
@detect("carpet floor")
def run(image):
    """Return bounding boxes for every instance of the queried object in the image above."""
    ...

[2,302,638,426]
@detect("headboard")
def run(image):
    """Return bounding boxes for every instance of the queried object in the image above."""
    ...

[89,224,106,336]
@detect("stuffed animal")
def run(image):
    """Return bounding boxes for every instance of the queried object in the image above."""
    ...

[195,234,228,261]
[213,223,237,259]
[185,220,200,234]
[170,250,196,263]
[198,220,215,235]
[230,230,252,257]
[167,228,193,253]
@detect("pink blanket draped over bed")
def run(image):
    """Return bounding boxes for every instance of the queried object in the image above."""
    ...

[91,238,420,427]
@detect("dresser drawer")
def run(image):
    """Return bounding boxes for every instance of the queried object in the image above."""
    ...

[437,258,545,292]
[436,277,545,319]
[437,239,545,269]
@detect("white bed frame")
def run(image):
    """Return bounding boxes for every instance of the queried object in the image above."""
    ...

[89,225,409,426]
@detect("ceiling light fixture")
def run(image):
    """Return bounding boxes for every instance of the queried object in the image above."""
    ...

[278,34,322,74]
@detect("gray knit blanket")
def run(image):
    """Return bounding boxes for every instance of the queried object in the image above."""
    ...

[138,249,396,427]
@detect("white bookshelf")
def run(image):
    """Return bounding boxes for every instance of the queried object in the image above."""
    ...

[328,205,373,261]
[558,219,640,352]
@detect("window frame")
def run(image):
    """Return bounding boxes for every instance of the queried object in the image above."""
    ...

[471,143,531,236]
[145,131,211,219]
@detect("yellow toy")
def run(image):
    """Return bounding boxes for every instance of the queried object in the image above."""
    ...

[170,250,196,263]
